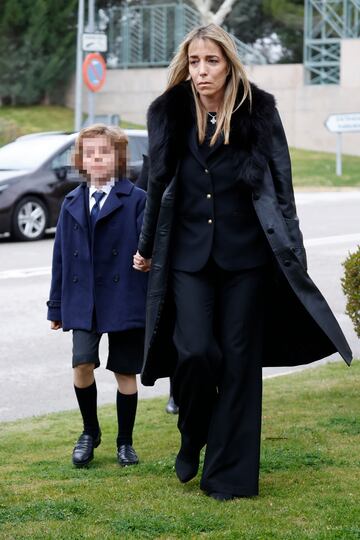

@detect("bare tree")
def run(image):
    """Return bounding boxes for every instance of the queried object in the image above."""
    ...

[190,0,238,25]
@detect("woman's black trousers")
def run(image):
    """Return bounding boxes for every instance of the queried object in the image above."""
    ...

[171,258,268,497]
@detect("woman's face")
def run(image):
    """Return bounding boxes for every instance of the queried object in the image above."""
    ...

[188,38,229,103]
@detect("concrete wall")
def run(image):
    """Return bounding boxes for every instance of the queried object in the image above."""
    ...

[66,39,360,155]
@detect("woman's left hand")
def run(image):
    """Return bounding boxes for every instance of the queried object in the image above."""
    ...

[133,250,152,272]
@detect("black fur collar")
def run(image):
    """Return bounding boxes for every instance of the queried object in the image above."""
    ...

[147,79,276,189]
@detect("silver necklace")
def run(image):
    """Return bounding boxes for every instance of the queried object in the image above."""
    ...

[207,112,217,125]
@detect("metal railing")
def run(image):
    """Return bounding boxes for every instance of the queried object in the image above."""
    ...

[304,0,360,84]
[105,2,266,68]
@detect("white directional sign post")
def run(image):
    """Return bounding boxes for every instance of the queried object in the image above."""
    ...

[82,33,108,52]
[325,113,360,176]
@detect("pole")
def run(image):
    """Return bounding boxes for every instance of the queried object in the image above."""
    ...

[74,0,85,131]
[336,132,342,176]
[87,0,96,125]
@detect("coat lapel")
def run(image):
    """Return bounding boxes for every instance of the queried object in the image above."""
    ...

[188,124,206,168]
[205,130,224,160]
[188,124,224,167]
[65,184,89,230]
[97,178,134,221]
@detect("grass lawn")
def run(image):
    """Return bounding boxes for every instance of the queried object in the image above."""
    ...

[290,148,360,188]
[0,105,143,145]
[0,361,359,539]
[0,106,76,136]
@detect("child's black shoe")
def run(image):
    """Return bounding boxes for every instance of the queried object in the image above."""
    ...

[72,431,101,467]
[117,444,139,466]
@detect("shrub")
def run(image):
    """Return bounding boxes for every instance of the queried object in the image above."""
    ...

[341,246,360,338]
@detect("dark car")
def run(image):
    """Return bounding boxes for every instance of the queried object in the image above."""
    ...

[0,129,148,241]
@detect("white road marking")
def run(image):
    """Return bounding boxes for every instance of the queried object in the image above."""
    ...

[295,191,360,204]
[0,266,51,280]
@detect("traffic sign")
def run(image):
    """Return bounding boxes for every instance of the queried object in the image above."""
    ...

[82,33,107,52]
[325,112,360,177]
[325,113,360,133]
[82,53,106,92]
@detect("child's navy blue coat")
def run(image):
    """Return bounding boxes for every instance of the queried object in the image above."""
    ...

[47,179,148,333]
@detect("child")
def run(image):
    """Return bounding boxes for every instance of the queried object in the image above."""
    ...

[47,124,147,467]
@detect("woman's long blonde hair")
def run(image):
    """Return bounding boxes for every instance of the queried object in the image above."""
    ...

[167,24,252,146]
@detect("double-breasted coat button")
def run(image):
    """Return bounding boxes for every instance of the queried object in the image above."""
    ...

[267,228,274,234]
[284,260,291,267]
[73,250,78,257]
[113,274,120,282]
[206,193,212,199]
[112,249,118,256]
[72,275,78,283]
[208,219,213,224]
[73,223,79,230]
[205,169,209,174]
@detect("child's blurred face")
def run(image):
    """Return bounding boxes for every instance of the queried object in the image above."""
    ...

[82,136,116,186]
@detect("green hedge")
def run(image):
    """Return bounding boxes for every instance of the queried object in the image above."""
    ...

[342,245,360,338]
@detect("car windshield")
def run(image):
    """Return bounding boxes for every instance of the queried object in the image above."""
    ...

[0,136,74,171]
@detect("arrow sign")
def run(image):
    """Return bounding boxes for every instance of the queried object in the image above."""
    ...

[82,33,107,52]
[325,113,360,133]
[82,53,106,93]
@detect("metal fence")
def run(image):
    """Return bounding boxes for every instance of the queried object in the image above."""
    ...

[304,0,360,85]
[105,2,266,68]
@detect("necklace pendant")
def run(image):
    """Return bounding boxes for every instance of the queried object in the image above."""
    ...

[210,116,216,125]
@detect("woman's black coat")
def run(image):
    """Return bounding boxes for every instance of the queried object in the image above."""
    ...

[138,80,352,386]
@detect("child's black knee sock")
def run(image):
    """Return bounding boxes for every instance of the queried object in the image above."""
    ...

[74,381,100,438]
[116,390,138,447]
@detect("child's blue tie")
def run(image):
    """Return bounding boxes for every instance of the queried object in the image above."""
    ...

[90,191,105,232]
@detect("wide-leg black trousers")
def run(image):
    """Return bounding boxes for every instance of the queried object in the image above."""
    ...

[171,259,268,496]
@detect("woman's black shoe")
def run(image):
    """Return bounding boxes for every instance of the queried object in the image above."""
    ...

[72,431,101,467]
[165,396,179,414]
[175,450,200,483]
[208,492,234,501]
[117,444,139,466]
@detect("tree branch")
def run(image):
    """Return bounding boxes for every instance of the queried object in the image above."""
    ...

[213,0,238,25]
[190,0,214,24]
[190,0,238,26]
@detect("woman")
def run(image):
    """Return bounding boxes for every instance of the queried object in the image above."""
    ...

[133,24,352,501]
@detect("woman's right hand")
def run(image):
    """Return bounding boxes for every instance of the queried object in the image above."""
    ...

[133,250,152,272]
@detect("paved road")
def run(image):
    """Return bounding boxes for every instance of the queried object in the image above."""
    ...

[0,190,359,422]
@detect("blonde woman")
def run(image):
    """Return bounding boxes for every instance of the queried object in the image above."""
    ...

[134,24,351,500]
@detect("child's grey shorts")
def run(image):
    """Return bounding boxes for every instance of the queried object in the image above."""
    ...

[72,328,145,374]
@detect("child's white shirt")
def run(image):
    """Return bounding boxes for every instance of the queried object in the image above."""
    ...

[89,180,114,212]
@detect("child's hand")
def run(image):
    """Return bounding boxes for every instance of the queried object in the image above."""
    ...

[51,321,62,330]
[133,250,151,272]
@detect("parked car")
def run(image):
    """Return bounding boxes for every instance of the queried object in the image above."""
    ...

[0,129,148,241]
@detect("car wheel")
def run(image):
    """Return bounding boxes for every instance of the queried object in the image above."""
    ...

[12,197,48,241]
